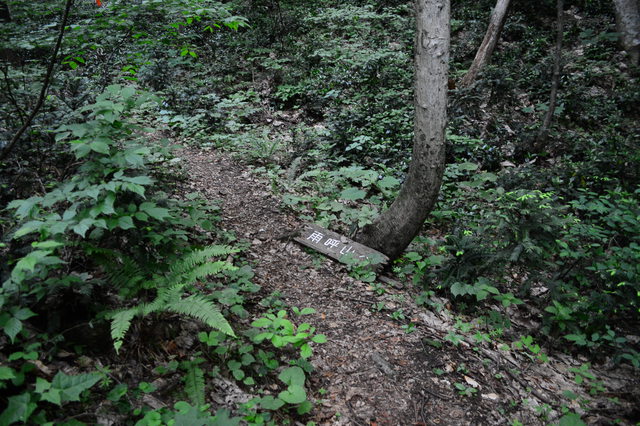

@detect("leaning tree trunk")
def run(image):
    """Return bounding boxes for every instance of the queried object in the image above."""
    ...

[355,0,449,260]
[613,0,640,65]
[533,0,565,151]
[459,0,510,87]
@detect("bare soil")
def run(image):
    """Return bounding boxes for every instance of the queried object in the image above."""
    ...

[180,147,640,425]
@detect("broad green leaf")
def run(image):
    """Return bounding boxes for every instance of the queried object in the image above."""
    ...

[300,343,312,359]
[0,366,16,380]
[251,318,272,328]
[71,141,91,158]
[0,393,37,425]
[121,86,136,100]
[122,175,154,185]
[240,353,255,366]
[457,162,478,171]
[102,192,116,215]
[278,385,307,404]
[312,334,327,343]
[93,219,107,229]
[13,308,36,321]
[564,334,587,345]
[450,282,472,297]
[50,220,70,235]
[48,371,101,404]
[117,216,135,230]
[3,317,22,343]
[145,207,170,221]
[55,130,71,141]
[72,218,94,237]
[271,335,285,347]
[124,151,144,167]
[31,240,64,250]
[107,384,128,402]
[258,395,285,410]
[14,221,44,238]
[298,323,311,332]
[339,187,367,201]
[40,389,62,406]
[8,196,42,219]
[64,123,89,138]
[134,212,149,221]
[227,360,242,371]
[14,250,51,273]
[297,400,313,415]
[253,332,272,343]
[89,141,110,154]
[377,176,400,190]
[211,408,241,426]
[122,183,146,197]
[35,377,51,393]
[278,366,305,387]
[300,307,316,315]
[84,186,101,200]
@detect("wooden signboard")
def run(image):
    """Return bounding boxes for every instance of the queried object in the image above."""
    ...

[294,223,389,269]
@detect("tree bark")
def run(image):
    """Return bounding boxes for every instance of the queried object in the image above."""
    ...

[613,0,640,65]
[0,1,11,22]
[459,0,510,87]
[355,0,449,260]
[534,0,564,151]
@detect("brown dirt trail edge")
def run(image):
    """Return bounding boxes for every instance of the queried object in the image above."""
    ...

[182,149,639,426]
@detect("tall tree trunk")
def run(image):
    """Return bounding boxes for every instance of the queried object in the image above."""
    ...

[613,0,640,65]
[0,1,10,22]
[459,0,510,87]
[355,0,449,260]
[534,0,564,151]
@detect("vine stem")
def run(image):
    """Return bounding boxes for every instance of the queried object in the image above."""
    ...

[0,0,75,162]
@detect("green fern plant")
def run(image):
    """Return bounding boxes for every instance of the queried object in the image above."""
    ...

[109,245,239,352]
[184,364,206,407]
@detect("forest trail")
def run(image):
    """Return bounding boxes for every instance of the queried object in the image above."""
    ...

[181,149,638,425]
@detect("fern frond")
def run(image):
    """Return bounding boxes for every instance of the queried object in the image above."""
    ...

[107,245,240,352]
[105,255,151,294]
[184,365,205,407]
[170,245,239,275]
[110,309,136,352]
[140,284,184,315]
[182,261,237,285]
[167,294,235,337]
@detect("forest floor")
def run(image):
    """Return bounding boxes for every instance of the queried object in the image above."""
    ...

[178,148,639,425]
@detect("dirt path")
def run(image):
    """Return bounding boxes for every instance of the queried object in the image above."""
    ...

[181,149,638,425]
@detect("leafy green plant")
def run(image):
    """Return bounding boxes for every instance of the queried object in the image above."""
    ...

[512,335,549,364]
[247,366,313,416]
[109,245,238,352]
[135,401,241,426]
[281,165,400,233]
[454,382,477,397]
[0,370,102,425]
[251,308,327,359]
[569,363,605,395]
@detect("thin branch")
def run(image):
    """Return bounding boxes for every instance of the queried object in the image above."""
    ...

[534,0,564,152]
[1,65,27,124]
[0,0,74,162]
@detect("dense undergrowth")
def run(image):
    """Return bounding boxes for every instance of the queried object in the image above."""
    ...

[0,0,638,424]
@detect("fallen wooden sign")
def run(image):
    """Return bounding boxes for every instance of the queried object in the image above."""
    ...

[294,223,389,269]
